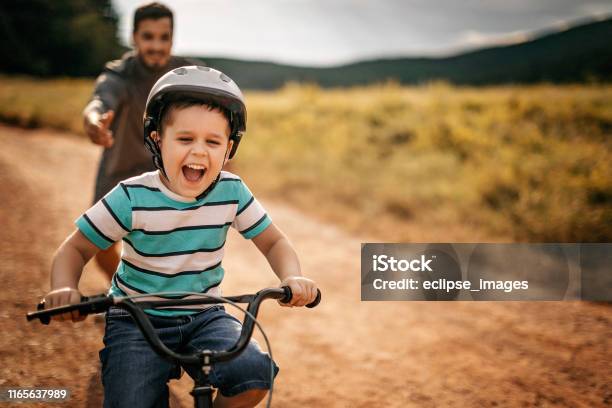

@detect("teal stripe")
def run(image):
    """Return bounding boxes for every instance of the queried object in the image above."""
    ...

[145,309,196,317]
[242,215,272,239]
[125,226,228,254]
[129,179,244,209]
[109,282,126,298]
[102,199,129,232]
[118,262,224,294]
[208,178,243,201]
[109,271,203,317]
[147,307,212,317]
[105,185,132,230]
[76,216,113,250]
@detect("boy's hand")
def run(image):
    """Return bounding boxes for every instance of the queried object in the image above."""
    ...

[279,277,318,307]
[43,287,86,322]
[84,110,115,148]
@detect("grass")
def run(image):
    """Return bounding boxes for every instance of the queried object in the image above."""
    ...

[0,75,92,131]
[1,75,610,241]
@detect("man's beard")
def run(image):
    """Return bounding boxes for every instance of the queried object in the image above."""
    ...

[141,52,169,70]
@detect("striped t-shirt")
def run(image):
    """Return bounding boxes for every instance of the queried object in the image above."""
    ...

[75,170,271,316]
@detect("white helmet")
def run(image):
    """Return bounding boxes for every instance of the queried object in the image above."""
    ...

[143,66,247,176]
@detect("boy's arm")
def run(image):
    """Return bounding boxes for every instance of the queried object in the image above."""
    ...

[252,223,318,307]
[44,229,101,322]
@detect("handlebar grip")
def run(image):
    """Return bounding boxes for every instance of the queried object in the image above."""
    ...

[279,286,322,308]
[306,289,322,308]
[33,296,88,325]
[28,295,112,324]
[280,286,292,304]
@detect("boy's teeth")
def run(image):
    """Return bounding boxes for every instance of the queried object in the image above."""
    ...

[186,164,205,170]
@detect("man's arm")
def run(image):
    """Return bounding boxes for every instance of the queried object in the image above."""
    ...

[83,72,125,147]
[252,223,318,307]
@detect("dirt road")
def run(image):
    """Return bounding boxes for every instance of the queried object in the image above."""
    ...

[0,125,610,407]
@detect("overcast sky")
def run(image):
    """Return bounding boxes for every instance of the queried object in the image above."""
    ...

[111,0,612,66]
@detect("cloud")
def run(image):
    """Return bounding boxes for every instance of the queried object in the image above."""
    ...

[456,29,532,48]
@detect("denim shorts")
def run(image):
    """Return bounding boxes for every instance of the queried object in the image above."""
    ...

[99,305,279,408]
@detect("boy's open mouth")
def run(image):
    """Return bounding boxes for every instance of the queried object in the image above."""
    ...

[182,164,206,182]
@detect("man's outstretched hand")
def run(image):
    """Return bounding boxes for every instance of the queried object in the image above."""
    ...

[85,110,115,148]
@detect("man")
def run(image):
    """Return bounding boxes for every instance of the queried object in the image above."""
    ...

[83,2,198,280]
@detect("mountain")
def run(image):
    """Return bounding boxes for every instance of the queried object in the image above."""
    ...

[192,18,612,89]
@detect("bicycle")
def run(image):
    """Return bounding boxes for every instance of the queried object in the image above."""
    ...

[27,286,321,408]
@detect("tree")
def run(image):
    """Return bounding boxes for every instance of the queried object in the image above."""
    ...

[0,0,125,76]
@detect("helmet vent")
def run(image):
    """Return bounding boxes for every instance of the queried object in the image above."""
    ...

[220,73,231,83]
[173,67,187,75]
[197,66,210,71]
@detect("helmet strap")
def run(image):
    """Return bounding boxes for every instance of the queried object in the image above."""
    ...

[153,112,168,179]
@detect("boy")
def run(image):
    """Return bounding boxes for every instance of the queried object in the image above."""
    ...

[44,66,318,408]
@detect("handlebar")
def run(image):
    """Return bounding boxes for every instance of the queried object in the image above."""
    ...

[26,287,321,366]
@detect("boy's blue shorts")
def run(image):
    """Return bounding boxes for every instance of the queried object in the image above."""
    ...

[99,305,279,407]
